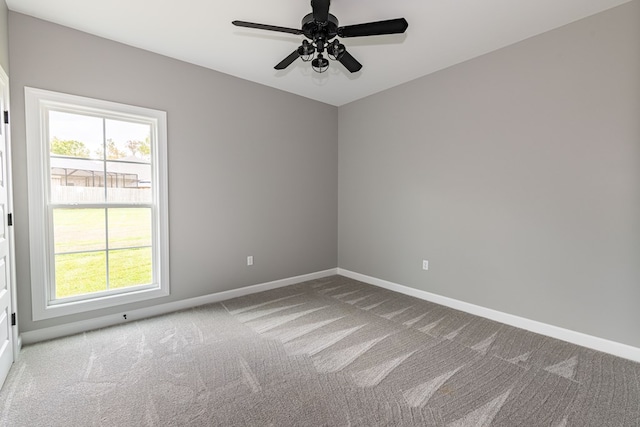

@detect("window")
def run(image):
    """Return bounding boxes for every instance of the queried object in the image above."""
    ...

[25,88,169,320]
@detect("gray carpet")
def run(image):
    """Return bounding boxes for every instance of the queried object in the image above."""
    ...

[1,276,639,426]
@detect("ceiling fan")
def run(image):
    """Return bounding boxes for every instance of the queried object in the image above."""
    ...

[232,0,408,73]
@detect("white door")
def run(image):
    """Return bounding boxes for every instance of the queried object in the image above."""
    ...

[0,67,14,389]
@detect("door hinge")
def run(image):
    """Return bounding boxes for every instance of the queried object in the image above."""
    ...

[7,213,12,226]
[11,313,16,326]
[3,111,7,125]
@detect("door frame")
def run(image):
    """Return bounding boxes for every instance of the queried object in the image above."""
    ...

[0,65,18,361]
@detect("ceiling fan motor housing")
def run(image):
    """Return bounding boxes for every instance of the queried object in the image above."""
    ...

[301,13,339,42]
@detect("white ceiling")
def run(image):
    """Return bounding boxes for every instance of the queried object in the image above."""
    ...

[6,0,632,106]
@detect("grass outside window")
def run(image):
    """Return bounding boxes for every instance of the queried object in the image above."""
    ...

[53,208,153,298]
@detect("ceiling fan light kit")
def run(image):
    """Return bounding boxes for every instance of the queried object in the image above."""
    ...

[233,0,408,74]
[311,54,330,73]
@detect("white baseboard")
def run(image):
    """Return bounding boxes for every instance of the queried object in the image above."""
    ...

[21,268,338,345]
[338,268,640,363]
[21,267,640,363]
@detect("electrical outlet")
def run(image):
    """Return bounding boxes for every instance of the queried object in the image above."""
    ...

[422,260,429,270]
[247,256,253,266]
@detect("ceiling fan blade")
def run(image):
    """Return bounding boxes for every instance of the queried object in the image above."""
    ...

[338,50,362,73]
[232,20,302,35]
[311,0,330,22]
[274,50,301,70]
[337,18,408,38]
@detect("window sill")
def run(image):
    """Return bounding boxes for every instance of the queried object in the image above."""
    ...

[33,285,169,321]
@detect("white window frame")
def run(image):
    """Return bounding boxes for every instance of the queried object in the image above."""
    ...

[25,87,170,321]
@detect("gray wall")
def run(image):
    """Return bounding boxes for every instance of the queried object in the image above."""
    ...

[0,0,8,72]
[9,12,338,332]
[338,1,640,348]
